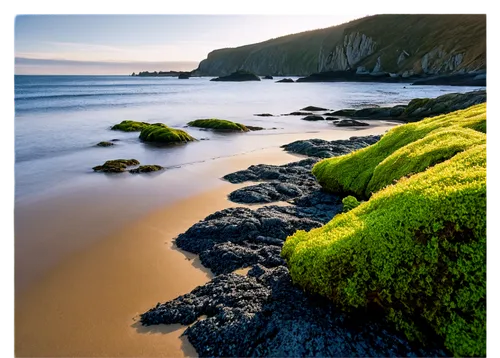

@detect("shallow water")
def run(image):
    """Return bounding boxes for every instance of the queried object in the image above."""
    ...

[14,75,484,202]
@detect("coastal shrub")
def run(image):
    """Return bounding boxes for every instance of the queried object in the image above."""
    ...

[366,127,486,194]
[282,143,486,356]
[139,123,196,143]
[341,196,360,212]
[111,120,151,132]
[187,119,249,132]
[312,103,486,198]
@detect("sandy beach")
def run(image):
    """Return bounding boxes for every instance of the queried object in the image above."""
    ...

[15,123,397,357]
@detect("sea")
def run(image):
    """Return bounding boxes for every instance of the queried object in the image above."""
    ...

[14,75,484,203]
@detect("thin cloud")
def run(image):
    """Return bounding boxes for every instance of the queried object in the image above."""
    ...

[15,57,199,75]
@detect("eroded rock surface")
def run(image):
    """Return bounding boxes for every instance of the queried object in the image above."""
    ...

[282,135,381,158]
[141,265,447,357]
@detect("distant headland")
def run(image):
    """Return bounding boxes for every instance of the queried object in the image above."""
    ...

[131,71,192,79]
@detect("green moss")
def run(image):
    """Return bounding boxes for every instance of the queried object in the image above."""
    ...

[139,123,196,143]
[187,119,249,132]
[312,103,486,198]
[129,165,163,174]
[282,105,487,357]
[366,127,486,194]
[342,196,360,212]
[92,159,140,173]
[404,98,431,115]
[96,141,114,147]
[111,120,151,132]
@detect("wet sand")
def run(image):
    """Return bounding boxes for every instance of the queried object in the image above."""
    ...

[15,123,397,357]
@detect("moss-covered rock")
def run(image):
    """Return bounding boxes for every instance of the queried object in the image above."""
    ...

[111,120,151,132]
[282,104,486,357]
[327,90,486,122]
[96,141,114,147]
[366,127,485,194]
[129,165,163,174]
[312,103,486,198]
[139,123,196,143]
[246,125,264,131]
[187,119,249,132]
[92,159,140,173]
[341,195,360,212]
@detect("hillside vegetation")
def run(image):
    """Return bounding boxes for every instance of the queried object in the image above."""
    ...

[282,104,486,356]
[195,14,485,77]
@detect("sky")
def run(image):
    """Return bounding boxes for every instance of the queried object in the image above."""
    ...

[14,14,370,75]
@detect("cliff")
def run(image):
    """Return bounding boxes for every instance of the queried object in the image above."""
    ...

[194,14,486,78]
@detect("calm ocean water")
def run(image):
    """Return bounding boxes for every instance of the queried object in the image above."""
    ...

[14,75,484,201]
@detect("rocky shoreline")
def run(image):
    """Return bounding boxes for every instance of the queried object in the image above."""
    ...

[140,134,448,357]
[295,70,486,86]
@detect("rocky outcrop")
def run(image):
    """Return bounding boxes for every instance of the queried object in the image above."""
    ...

[92,159,140,173]
[141,133,448,356]
[129,165,163,173]
[282,136,381,158]
[330,90,486,122]
[193,15,485,79]
[210,70,261,82]
[302,115,324,121]
[332,119,369,127]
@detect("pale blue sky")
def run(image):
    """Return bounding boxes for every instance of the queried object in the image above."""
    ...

[15,14,369,74]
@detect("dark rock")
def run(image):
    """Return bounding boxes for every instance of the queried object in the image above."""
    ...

[284,111,313,116]
[329,90,486,122]
[282,135,381,158]
[276,78,294,83]
[96,141,114,147]
[175,205,326,258]
[301,106,328,111]
[140,132,448,356]
[330,109,357,116]
[302,115,325,121]
[412,72,486,86]
[351,107,392,119]
[229,182,305,204]
[178,72,191,79]
[92,159,140,173]
[110,139,121,142]
[296,70,403,83]
[129,165,163,174]
[263,75,273,80]
[141,265,447,357]
[211,70,261,82]
[325,117,339,121]
[389,105,407,117]
[253,113,274,117]
[333,119,370,127]
[223,158,318,184]
[246,126,264,131]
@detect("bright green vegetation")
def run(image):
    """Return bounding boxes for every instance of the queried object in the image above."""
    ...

[187,119,249,132]
[129,165,163,174]
[367,127,485,194]
[341,196,360,212]
[282,104,486,357]
[312,104,486,198]
[111,120,151,132]
[92,159,140,173]
[139,123,196,143]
